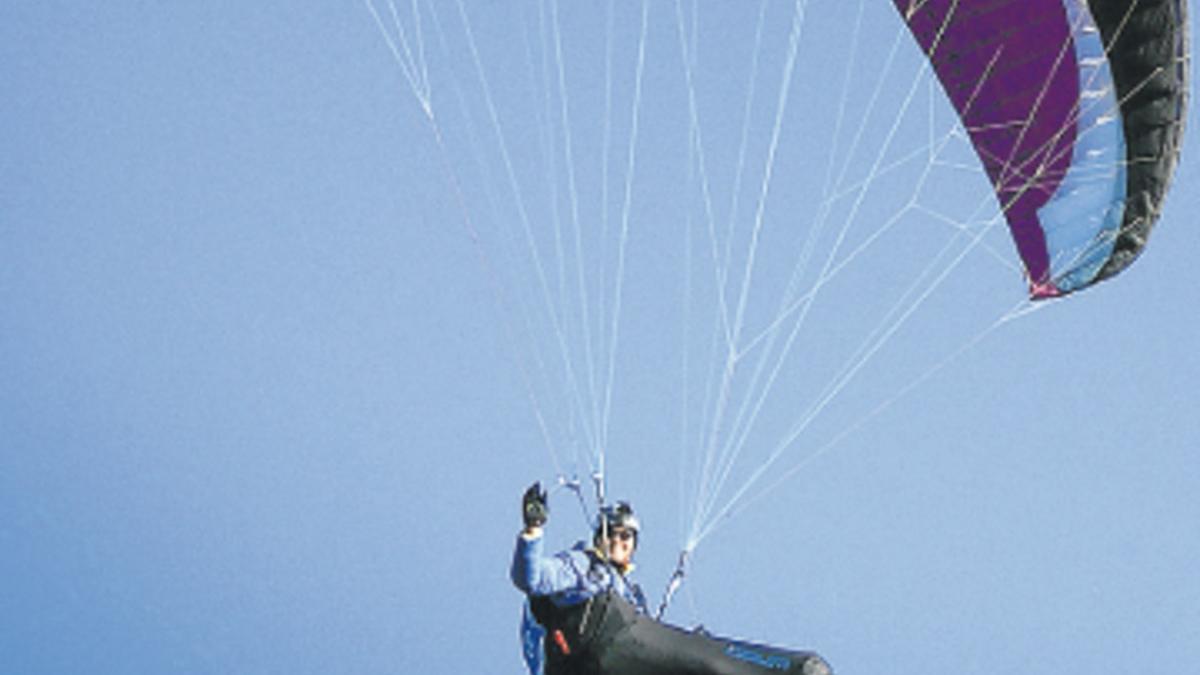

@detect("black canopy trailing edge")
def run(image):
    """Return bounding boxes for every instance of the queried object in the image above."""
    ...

[1089,0,1189,283]
[531,591,831,675]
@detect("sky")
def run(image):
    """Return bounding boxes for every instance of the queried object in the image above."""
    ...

[3,2,1198,674]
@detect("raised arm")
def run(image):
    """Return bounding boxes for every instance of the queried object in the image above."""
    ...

[510,530,583,596]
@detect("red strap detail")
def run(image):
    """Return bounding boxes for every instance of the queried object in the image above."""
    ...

[552,629,571,655]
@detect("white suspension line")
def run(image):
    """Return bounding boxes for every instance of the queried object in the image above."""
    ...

[720,0,772,294]
[735,129,959,359]
[691,5,927,540]
[728,22,921,358]
[689,0,811,542]
[598,0,651,481]
[678,0,701,547]
[693,198,1007,546]
[909,203,1020,271]
[688,281,734,548]
[736,36,1004,359]
[693,31,940,538]
[438,2,600,477]
[373,1,585,476]
[699,76,1096,537]
[365,0,431,114]
[699,134,959,531]
[532,0,569,378]
[690,7,1007,530]
[820,133,956,208]
[822,0,869,201]
[670,0,772,532]
[728,0,810,352]
[451,0,600,454]
[825,27,912,220]
[670,0,732,542]
[720,291,1029,531]
[598,0,616,423]
[547,0,605,465]
[671,0,737,356]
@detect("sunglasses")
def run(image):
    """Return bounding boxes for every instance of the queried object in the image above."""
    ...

[608,529,636,542]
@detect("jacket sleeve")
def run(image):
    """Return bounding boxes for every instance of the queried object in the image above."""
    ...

[510,532,582,597]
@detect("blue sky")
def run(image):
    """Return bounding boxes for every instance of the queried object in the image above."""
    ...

[4,3,1198,674]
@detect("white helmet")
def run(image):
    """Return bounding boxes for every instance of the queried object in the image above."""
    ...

[596,501,640,537]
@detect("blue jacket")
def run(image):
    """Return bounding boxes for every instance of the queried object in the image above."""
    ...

[511,532,647,610]
[512,532,647,675]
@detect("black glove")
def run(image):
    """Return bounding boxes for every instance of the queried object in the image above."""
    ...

[522,482,549,529]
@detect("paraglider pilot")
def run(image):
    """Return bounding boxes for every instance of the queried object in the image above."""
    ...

[510,482,832,675]
[511,482,648,674]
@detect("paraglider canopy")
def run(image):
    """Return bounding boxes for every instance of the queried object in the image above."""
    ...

[893,0,1187,298]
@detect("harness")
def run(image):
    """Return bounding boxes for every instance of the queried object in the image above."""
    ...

[531,594,832,675]
[528,591,613,674]
[526,545,650,673]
